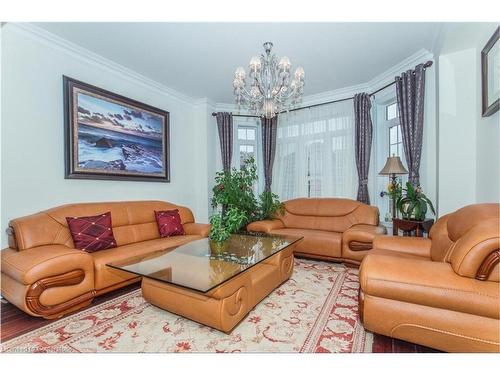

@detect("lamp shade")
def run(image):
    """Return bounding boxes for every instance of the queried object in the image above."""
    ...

[379,155,408,175]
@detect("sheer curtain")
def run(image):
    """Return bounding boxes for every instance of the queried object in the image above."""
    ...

[272,100,356,200]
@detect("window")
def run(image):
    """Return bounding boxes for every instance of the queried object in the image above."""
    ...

[389,124,403,157]
[374,99,406,223]
[385,102,403,158]
[386,102,398,121]
[237,126,257,168]
[273,100,356,200]
[306,140,323,197]
[232,119,263,193]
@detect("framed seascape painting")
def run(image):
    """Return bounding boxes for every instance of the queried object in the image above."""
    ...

[481,26,499,117]
[64,76,170,182]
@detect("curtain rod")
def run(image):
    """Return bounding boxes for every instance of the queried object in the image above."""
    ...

[212,60,433,118]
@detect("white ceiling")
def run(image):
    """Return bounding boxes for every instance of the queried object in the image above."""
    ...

[36,22,441,103]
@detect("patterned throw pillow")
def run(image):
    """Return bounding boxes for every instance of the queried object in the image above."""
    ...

[155,209,185,237]
[66,212,117,252]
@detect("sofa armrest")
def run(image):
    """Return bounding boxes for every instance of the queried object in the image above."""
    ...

[343,224,387,251]
[372,235,432,258]
[183,223,210,237]
[247,219,284,233]
[1,245,94,285]
[360,254,499,319]
[1,245,96,318]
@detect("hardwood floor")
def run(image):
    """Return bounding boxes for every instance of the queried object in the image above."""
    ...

[1,283,437,352]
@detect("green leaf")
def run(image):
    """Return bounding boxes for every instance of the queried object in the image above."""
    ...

[419,200,427,219]
[421,195,436,215]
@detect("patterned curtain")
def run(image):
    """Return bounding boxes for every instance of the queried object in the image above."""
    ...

[261,116,278,192]
[353,93,373,204]
[215,112,233,172]
[395,64,426,186]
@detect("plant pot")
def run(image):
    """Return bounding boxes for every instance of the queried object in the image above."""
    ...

[209,240,228,254]
[401,203,421,221]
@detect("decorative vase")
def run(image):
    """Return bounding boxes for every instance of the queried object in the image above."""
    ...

[209,240,228,254]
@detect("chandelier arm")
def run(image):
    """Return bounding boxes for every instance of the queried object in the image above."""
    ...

[280,88,298,101]
[256,80,266,97]
[236,88,253,103]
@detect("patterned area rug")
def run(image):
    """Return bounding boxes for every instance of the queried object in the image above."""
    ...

[1,259,372,353]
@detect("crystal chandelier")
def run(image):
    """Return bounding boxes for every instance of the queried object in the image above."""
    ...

[233,42,305,119]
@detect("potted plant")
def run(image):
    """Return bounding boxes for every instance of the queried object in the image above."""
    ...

[209,207,247,253]
[211,157,259,224]
[396,182,435,221]
[209,157,285,251]
[256,191,285,221]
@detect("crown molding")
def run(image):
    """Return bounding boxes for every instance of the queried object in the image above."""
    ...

[367,48,434,95]
[4,23,199,107]
[299,82,370,107]
[214,102,244,113]
[193,97,216,109]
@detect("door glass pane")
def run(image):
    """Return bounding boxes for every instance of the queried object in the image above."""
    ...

[238,128,246,140]
[247,129,255,140]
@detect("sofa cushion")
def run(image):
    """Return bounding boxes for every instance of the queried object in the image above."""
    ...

[268,228,342,258]
[92,235,202,291]
[155,209,185,237]
[66,212,117,252]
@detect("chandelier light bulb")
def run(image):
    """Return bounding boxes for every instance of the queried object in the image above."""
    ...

[249,56,261,71]
[234,66,246,80]
[278,56,291,71]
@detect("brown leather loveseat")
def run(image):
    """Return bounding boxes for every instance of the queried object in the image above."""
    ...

[1,200,209,319]
[359,203,500,352]
[247,198,386,264]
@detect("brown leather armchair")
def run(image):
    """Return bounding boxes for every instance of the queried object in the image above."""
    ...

[1,201,209,319]
[359,203,500,352]
[247,198,386,264]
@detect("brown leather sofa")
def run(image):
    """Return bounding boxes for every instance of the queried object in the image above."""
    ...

[1,200,209,319]
[359,203,500,352]
[247,198,386,264]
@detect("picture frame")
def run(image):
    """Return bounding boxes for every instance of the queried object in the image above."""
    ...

[63,76,170,182]
[481,27,499,117]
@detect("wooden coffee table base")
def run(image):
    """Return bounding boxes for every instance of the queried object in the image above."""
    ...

[141,245,295,333]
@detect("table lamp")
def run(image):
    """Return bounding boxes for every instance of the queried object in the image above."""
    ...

[379,155,408,221]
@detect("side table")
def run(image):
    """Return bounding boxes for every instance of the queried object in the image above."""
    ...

[392,218,434,237]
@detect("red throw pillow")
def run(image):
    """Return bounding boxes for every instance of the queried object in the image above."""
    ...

[66,212,117,252]
[155,209,184,237]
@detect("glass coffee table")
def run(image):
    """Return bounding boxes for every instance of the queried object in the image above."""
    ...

[108,233,302,333]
